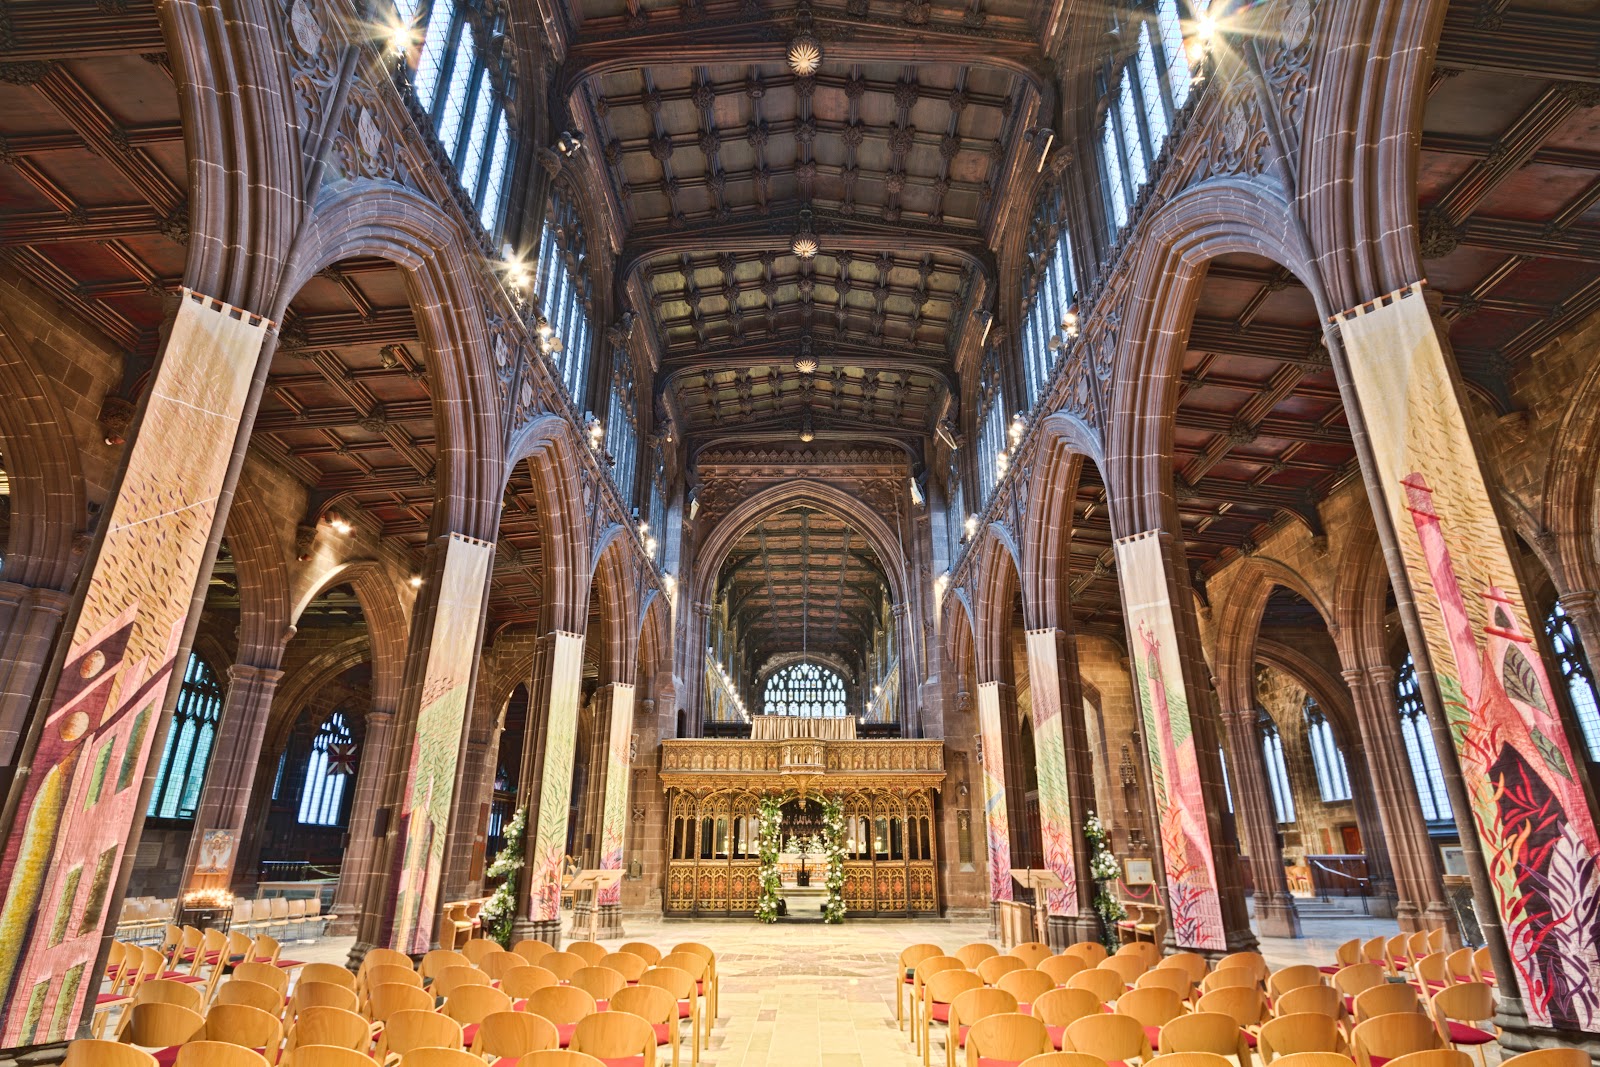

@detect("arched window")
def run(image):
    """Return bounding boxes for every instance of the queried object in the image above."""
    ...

[763,663,848,718]
[530,186,594,402]
[1396,653,1454,824]
[1098,0,1208,233]
[945,453,966,561]
[1546,601,1600,761]
[298,711,355,827]
[400,0,516,234]
[1020,182,1077,407]
[974,349,1009,504]
[1303,696,1352,802]
[606,354,639,506]
[147,653,224,820]
[1258,713,1296,824]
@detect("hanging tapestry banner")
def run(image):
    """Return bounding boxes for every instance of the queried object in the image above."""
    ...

[1114,530,1226,950]
[528,633,586,922]
[0,291,270,1044]
[1336,285,1600,1030]
[597,683,636,907]
[975,681,1013,903]
[1024,629,1079,918]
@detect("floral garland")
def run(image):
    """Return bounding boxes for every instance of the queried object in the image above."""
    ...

[821,796,846,923]
[1083,811,1126,954]
[479,805,526,947]
[756,795,784,923]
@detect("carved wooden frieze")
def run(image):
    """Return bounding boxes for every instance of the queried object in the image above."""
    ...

[657,738,946,791]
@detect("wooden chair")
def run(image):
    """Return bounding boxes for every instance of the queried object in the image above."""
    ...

[1410,956,1449,998]
[1382,1054,1471,1067]
[364,966,425,998]
[1117,987,1187,1051]
[620,943,662,967]
[964,1013,1053,1067]
[1266,968,1323,1002]
[636,967,699,1067]
[1351,984,1421,1026]
[1442,951,1474,987]
[946,988,1020,1067]
[1062,944,1109,969]
[118,1002,204,1050]
[1383,936,1414,978]
[1157,1012,1251,1067]
[501,966,559,1002]
[568,1011,656,1067]
[515,1053,606,1067]
[1424,931,1446,956]
[1039,956,1086,987]
[1012,943,1053,968]
[1469,950,1494,988]
[512,941,555,966]
[1322,943,1362,978]
[1428,985,1498,1067]
[214,980,284,1016]
[1350,1014,1442,1067]
[1499,1052,1588,1067]
[66,1039,159,1067]
[96,946,166,1034]
[1146,1054,1234,1067]
[899,945,947,1029]
[418,951,472,986]
[1272,987,1343,1023]
[922,970,985,1067]
[440,985,512,1045]
[1135,969,1194,1001]
[998,970,1057,1015]
[173,1042,269,1067]
[1101,956,1148,989]
[366,984,436,1025]
[284,1007,371,1053]
[479,951,525,983]
[539,953,587,984]
[288,982,361,1020]
[433,966,492,1000]
[471,1011,559,1065]
[298,964,357,991]
[233,963,290,998]
[128,979,205,1016]
[360,949,414,975]
[196,1004,283,1065]
[461,939,502,966]
[980,956,1028,986]
[1066,968,1127,1006]
[1019,1055,1115,1067]
[565,942,607,967]
[1116,944,1162,971]
[568,967,625,1010]
[1160,954,1210,985]
[376,1010,463,1063]
[911,957,968,1047]
[610,986,682,1067]
[1202,971,1262,996]
[670,944,719,1029]
[1270,1056,1357,1067]
[1062,1013,1152,1066]
[1032,989,1103,1051]
[600,952,649,984]
[396,1049,483,1067]
[522,986,597,1049]
[1330,966,1384,1013]
[1195,988,1268,1043]
[1257,1016,1347,1063]
[654,954,710,1052]
[281,1048,374,1067]
[956,943,1002,969]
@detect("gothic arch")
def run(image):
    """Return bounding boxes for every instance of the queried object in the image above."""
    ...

[590,527,641,686]
[225,471,295,668]
[505,413,593,633]
[1211,556,1337,716]
[1018,414,1103,633]
[290,559,410,713]
[1541,354,1600,597]
[971,526,1023,686]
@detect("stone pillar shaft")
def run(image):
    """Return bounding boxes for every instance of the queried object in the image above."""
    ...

[0,583,71,770]
[327,707,395,937]
[1217,704,1302,938]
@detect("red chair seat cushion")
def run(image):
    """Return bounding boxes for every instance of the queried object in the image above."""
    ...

[95,992,128,1006]
[1047,1026,1065,1050]
[1143,1026,1162,1048]
[461,1024,480,1046]
[978,1059,1022,1067]
[955,1026,970,1048]
[556,1023,577,1048]
[930,1003,951,1023]
[652,1023,674,1045]
[153,1047,182,1067]
[678,1002,692,1019]
[1018,1004,1032,1016]
[1370,1056,1391,1067]
[1447,1022,1495,1045]
[1242,1030,1258,1049]
[160,972,207,984]
[1318,965,1341,975]
[493,1058,519,1067]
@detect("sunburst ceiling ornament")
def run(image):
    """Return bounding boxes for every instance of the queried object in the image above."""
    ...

[795,337,818,374]
[788,32,822,75]
[792,208,819,259]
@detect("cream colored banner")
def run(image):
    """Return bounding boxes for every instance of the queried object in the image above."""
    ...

[1115,530,1226,950]
[1024,629,1079,917]
[975,681,1012,903]
[1337,286,1600,1029]
[597,683,636,907]
[0,291,268,1043]
[528,632,586,922]
[389,533,494,954]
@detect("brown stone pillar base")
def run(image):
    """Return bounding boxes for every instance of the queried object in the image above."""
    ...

[570,902,625,940]
[512,918,564,949]
[1493,997,1600,1059]
[1250,892,1303,938]
[1048,913,1099,950]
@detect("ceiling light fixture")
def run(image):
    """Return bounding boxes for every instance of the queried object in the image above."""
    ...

[792,208,819,260]
[556,130,585,157]
[799,411,816,443]
[787,32,822,75]
[408,574,423,588]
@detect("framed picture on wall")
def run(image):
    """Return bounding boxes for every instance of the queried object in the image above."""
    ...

[1125,858,1155,885]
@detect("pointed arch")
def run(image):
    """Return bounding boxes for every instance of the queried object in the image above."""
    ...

[505,413,593,633]
[590,526,641,686]
[1019,413,1104,632]
[971,526,1024,685]
[1209,556,1337,716]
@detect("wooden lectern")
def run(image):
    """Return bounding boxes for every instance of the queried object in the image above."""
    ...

[1012,869,1065,946]
[569,869,623,942]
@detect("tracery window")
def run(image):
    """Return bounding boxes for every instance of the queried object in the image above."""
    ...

[974,350,1008,505]
[1304,696,1352,803]
[1396,653,1454,824]
[1546,601,1600,761]
[605,355,639,506]
[399,0,515,234]
[298,711,355,828]
[1258,713,1296,824]
[945,454,966,560]
[530,186,594,402]
[763,663,848,718]
[147,653,224,821]
[1098,0,1207,233]
[1020,183,1077,407]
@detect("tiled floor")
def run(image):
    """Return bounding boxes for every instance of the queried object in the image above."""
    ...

[289,910,1404,1067]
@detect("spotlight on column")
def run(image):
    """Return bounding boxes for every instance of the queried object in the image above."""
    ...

[326,510,353,535]
[408,574,423,588]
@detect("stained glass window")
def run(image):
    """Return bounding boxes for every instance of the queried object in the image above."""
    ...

[1546,602,1600,761]
[1259,715,1296,824]
[298,711,354,827]
[147,653,224,821]
[763,663,848,718]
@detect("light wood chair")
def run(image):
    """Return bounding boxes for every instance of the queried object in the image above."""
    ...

[418,951,472,986]
[512,942,555,966]
[1202,971,1263,996]
[899,945,947,1029]
[376,1010,463,1063]
[128,979,205,1016]
[479,952,524,983]
[522,986,598,1049]
[600,952,649,984]
[1157,1012,1251,1067]
[1012,944,1053,968]
[173,1041,269,1067]
[1116,987,1187,1051]
[1351,984,1421,1026]
[514,1052,605,1067]
[287,982,362,1019]
[1350,1014,1443,1067]
[1382,1053,1471,1067]
[1269,1055,1356,1067]
[998,970,1058,1014]
[1117,944,1162,971]
[1160,954,1210,985]
[979,956,1028,986]
[440,985,512,1045]
[1195,988,1268,1041]
[1322,943,1361,978]
[946,988,1019,1067]
[215,980,285,1016]
[564,942,607,967]
[119,1002,205,1049]
[964,1013,1053,1067]
[233,963,290,998]
[284,1006,371,1053]
[1469,950,1494,989]
[433,966,492,1000]
[66,1039,159,1067]
[569,967,625,1009]
[1410,955,1450,998]
[1135,969,1195,1001]
[1039,957,1087,987]
[396,1049,482,1067]
[359,950,415,979]
[610,986,682,1067]
[1442,951,1474,987]
[1019,1054,1111,1067]
[501,966,559,1002]
[1102,955,1148,989]
[1428,985,1498,1067]
[1266,968,1323,1002]
[196,1004,283,1065]
[1383,936,1414,978]
[1062,1013,1152,1066]
[922,971,985,1067]
[366,985,436,1025]
[298,964,357,991]
[956,943,1002,969]
[539,953,587,985]
[1272,987,1343,1023]
[636,967,700,1067]
[620,944,662,967]
[1258,1014,1347,1063]
[281,1046,373,1067]
[1146,1054,1234,1067]
[911,957,968,1048]
[669,944,719,1030]
[472,1011,559,1064]
[461,940,502,966]
[654,954,710,1052]
[568,1010,655,1067]
[1032,989,1104,1050]
[1062,944,1109,969]
[1498,1052,1588,1067]
[1066,968,1127,1006]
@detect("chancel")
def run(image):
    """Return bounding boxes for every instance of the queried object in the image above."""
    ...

[0,0,1599,1064]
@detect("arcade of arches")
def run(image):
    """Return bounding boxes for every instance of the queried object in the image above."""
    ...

[2,0,1600,1059]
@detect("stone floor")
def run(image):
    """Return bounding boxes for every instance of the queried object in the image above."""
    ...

[288,911,1405,1067]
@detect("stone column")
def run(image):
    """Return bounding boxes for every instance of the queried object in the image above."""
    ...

[1217,703,1302,937]
[326,705,395,936]
[974,680,1014,923]
[512,630,586,947]
[176,663,285,896]
[0,583,72,770]
[0,290,273,1045]
[1342,735,1399,918]
[441,732,495,903]
[592,682,635,936]
[1341,667,1452,931]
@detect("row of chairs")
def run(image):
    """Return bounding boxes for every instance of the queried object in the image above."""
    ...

[232,899,336,942]
[117,900,180,944]
[438,902,488,951]
[1323,936,1494,989]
